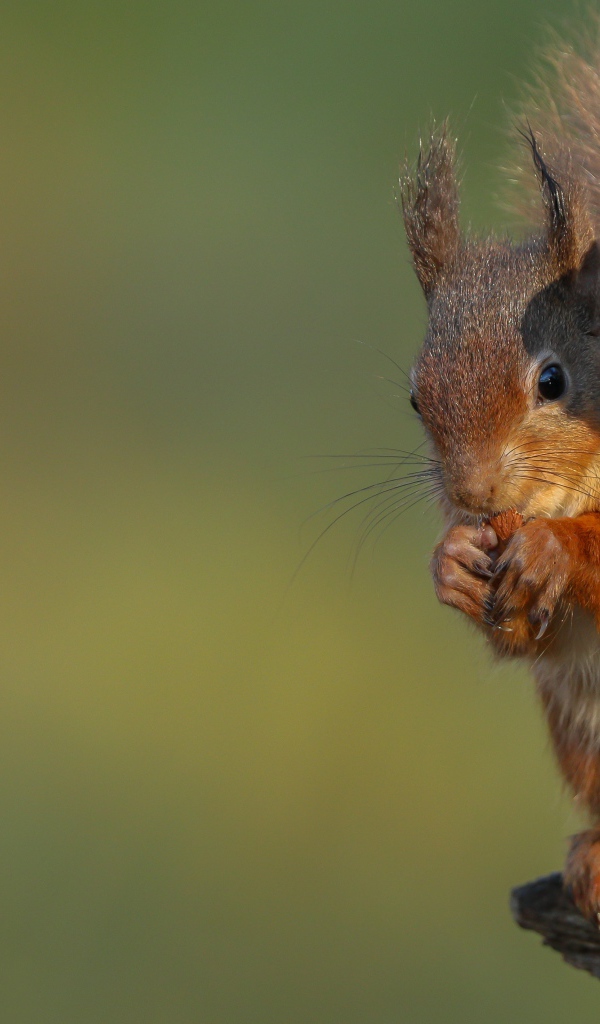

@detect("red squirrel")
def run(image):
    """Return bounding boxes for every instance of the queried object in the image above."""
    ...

[400,35,600,922]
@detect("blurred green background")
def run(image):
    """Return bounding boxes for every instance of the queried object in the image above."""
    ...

[0,0,594,1020]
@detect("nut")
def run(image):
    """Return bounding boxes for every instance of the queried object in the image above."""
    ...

[488,509,525,544]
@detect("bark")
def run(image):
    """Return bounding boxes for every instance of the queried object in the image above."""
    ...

[511,873,600,978]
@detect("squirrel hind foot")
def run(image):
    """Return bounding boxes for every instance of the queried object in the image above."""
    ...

[564,828,600,925]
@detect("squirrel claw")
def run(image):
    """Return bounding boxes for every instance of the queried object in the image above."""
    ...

[479,602,511,626]
[471,560,493,579]
[482,597,496,628]
[486,595,515,628]
[529,607,550,640]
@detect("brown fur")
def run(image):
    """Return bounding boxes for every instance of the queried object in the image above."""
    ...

[400,127,461,299]
[402,27,600,921]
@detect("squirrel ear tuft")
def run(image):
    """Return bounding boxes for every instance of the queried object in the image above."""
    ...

[523,126,594,275]
[399,124,461,299]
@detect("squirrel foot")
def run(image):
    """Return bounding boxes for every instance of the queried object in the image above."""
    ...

[430,523,498,624]
[485,518,572,656]
[564,828,600,925]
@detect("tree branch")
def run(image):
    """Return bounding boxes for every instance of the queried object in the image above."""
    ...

[511,873,600,977]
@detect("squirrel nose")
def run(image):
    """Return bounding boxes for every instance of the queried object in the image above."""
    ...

[451,478,498,514]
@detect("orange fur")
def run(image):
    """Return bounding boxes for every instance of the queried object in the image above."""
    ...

[564,829,600,923]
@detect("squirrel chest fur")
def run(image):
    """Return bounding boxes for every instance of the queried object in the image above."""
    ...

[401,28,600,920]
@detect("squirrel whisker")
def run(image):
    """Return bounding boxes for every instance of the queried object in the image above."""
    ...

[351,482,444,568]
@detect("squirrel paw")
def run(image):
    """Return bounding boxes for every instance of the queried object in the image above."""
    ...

[565,829,600,925]
[430,524,497,624]
[485,518,571,654]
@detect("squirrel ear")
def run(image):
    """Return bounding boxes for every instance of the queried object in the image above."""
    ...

[524,128,594,276]
[399,125,461,299]
[573,240,600,335]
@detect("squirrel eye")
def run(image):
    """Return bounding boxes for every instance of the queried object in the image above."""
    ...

[405,389,419,413]
[538,364,566,402]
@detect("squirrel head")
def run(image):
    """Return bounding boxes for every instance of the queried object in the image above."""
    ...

[401,126,600,521]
